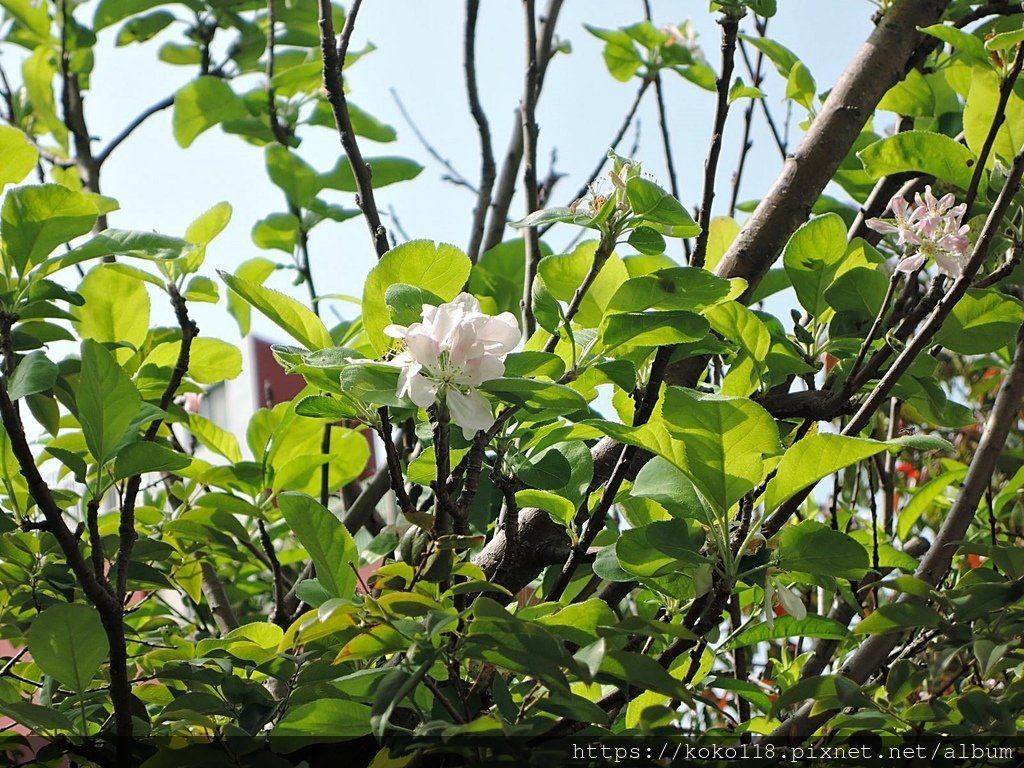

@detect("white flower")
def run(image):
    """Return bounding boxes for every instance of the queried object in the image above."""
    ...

[385,293,520,439]
[866,185,971,279]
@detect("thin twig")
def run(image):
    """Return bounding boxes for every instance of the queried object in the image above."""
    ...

[94,95,175,167]
[318,0,389,257]
[465,0,496,262]
[521,0,542,338]
[729,18,769,215]
[391,88,477,193]
[692,14,740,269]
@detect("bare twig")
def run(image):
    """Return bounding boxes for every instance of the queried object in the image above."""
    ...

[765,323,1024,746]
[692,14,740,269]
[318,0,389,257]
[465,0,497,262]
[391,88,476,193]
[521,0,542,338]
[94,95,175,167]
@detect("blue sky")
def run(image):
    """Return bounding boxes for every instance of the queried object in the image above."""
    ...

[8,1,876,340]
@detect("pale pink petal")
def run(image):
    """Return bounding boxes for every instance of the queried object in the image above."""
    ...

[384,323,408,340]
[451,292,483,314]
[933,251,964,279]
[447,323,483,368]
[476,313,521,355]
[777,584,807,621]
[405,368,438,408]
[763,579,775,630]
[459,355,504,387]
[865,218,898,235]
[896,253,926,273]
[405,328,441,371]
[446,387,494,439]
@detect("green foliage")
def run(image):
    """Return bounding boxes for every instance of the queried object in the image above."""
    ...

[0,3,1021,764]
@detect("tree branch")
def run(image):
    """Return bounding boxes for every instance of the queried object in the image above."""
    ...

[318,0,389,258]
[465,0,497,262]
[692,13,740,268]
[766,323,1024,746]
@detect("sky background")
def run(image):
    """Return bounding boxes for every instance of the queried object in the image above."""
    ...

[6,1,877,344]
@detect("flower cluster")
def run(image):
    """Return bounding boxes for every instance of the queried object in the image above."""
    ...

[866,186,971,278]
[385,293,520,439]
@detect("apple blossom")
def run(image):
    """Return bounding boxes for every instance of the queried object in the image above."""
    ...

[384,293,520,439]
[866,185,971,278]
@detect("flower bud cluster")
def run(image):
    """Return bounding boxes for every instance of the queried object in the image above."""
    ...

[866,186,971,279]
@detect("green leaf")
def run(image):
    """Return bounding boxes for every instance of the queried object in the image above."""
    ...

[187,412,242,463]
[934,289,1024,354]
[516,489,576,529]
[584,26,642,82]
[27,603,109,692]
[142,337,243,384]
[617,519,705,577]
[294,394,359,420]
[631,457,709,522]
[278,492,357,599]
[659,388,779,512]
[183,275,219,303]
[627,226,666,255]
[38,229,195,276]
[824,266,888,317]
[116,10,175,45]
[362,240,472,354]
[384,283,444,327]
[739,34,799,77]
[853,602,941,635]
[919,24,990,66]
[319,155,423,192]
[185,201,232,246]
[729,77,766,103]
[77,339,143,464]
[266,145,319,208]
[0,701,74,735]
[764,433,890,513]
[600,310,708,352]
[480,377,587,418]
[0,126,39,189]
[94,0,168,29]
[6,351,58,400]
[113,441,190,481]
[986,27,1024,52]
[272,699,372,744]
[607,267,739,313]
[728,614,849,649]
[226,258,278,337]
[878,69,936,117]
[858,131,979,192]
[597,650,688,700]
[172,77,248,148]
[964,69,1024,169]
[625,177,700,235]
[340,363,403,408]
[777,520,869,580]
[73,265,151,358]
[219,270,332,350]
[252,213,300,253]
[1,185,98,275]
[785,60,816,110]
[463,598,572,692]
[782,213,848,317]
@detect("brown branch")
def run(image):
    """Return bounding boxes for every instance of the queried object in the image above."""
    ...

[521,0,542,338]
[200,560,239,634]
[465,0,497,262]
[265,0,292,147]
[376,408,416,518]
[259,519,288,628]
[318,0,389,258]
[765,323,1024,746]
[692,14,741,268]
[713,0,952,300]
[115,286,196,602]
[392,88,477,193]
[481,0,566,252]
[94,95,175,167]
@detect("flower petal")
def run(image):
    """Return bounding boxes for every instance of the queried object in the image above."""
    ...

[896,253,926,273]
[776,583,807,621]
[446,387,494,439]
